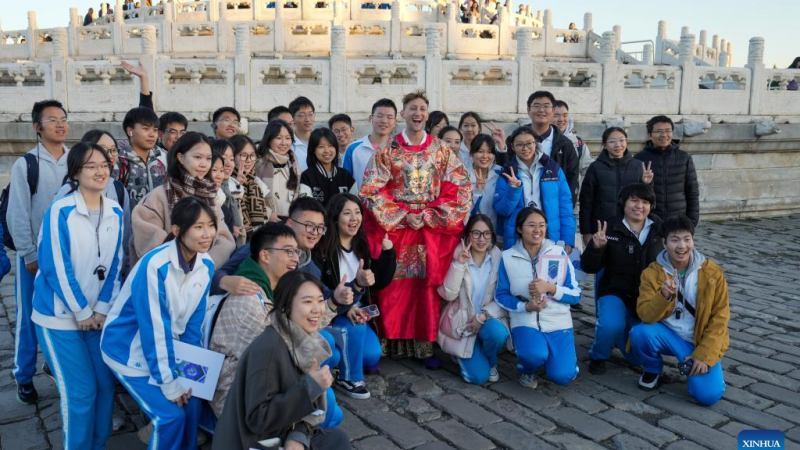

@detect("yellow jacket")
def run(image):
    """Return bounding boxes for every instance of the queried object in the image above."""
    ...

[637,259,730,367]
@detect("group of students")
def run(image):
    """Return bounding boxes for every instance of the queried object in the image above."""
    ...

[4,85,729,450]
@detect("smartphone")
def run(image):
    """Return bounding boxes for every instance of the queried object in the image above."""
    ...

[362,304,380,318]
[456,324,474,337]
[678,359,693,376]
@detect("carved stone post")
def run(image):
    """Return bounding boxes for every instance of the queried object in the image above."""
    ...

[390,0,400,57]
[217,2,228,52]
[446,2,458,59]
[140,25,158,108]
[747,37,765,115]
[516,27,534,113]
[612,24,621,52]
[329,25,347,113]
[679,33,696,114]
[68,8,80,57]
[643,42,653,65]
[275,0,285,56]
[112,0,125,55]
[583,12,592,31]
[26,12,37,59]
[162,2,174,53]
[600,31,618,115]
[543,9,553,56]
[234,23,251,112]
[655,20,666,64]
[425,25,443,109]
[698,29,707,61]
[50,28,69,105]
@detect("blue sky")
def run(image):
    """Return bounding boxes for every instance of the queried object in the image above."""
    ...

[3,0,798,68]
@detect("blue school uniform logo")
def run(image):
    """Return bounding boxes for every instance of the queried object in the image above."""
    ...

[739,430,784,449]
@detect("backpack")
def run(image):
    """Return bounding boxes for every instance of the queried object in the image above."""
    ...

[0,153,39,250]
[112,179,127,208]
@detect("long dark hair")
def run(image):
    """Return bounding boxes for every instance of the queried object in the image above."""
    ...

[229,134,256,157]
[316,193,370,264]
[63,142,112,194]
[307,128,340,171]
[469,134,497,156]
[788,57,800,69]
[167,131,211,179]
[426,111,449,134]
[270,271,325,318]
[458,111,483,130]
[258,119,299,191]
[164,196,218,244]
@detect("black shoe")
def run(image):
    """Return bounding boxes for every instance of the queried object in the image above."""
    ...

[335,377,371,399]
[42,363,55,383]
[16,382,38,405]
[639,372,661,390]
[570,303,583,311]
[588,359,606,375]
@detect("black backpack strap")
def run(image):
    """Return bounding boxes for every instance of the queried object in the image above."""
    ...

[113,180,126,208]
[22,153,39,196]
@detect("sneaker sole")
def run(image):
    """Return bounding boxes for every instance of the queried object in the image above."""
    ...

[15,393,35,406]
[340,390,371,400]
[519,379,538,389]
[488,376,500,383]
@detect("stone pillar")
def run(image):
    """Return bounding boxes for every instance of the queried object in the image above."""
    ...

[162,2,174,53]
[612,24,621,51]
[112,0,125,55]
[583,12,592,31]
[254,0,264,20]
[600,31,618,115]
[446,2,458,59]
[209,0,220,21]
[26,11,37,60]
[535,9,542,22]
[726,42,732,67]
[140,25,158,108]
[68,8,80,57]
[678,33,696,115]
[718,47,728,68]
[680,26,689,37]
[332,0,343,26]
[234,23,252,112]
[425,25,443,109]
[543,9,553,56]
[275,0,285,56]
[142,25,158,54]
[698,29,707,62]
[718,39,727,66]
[50,28,69,105]
[301,0,312,20]
[390,0,400,57]
[655,20,666,64]
[217,2,228,52]
[330,25,347,113]
[747,37,765,115]
[643,42,653,65]
[516,27,534,113]
[498,6,510,57]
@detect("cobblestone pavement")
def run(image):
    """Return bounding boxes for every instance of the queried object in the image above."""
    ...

[2,215,800,450]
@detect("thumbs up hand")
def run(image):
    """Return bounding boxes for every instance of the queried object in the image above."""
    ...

[382,233,393,251]
[356,259,376,288]
[308,359,333,389]
[334,274,354,305]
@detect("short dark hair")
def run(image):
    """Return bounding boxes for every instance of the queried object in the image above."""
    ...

[465,213,497,246]
[268,106,292,122]
[458,111,482,130]
[328,114,352,129]
[508,125,538,147]
[371,98,397,115]
[438,125,463,141]
[32,100,67,124]
[81,129,117,146]
[229,134,256,157]
[307,128,339,169]
[167,131,211,179]
[515,206,547,239]
[288,196,327,221]
[661,215,695,238]
[426,111,449,134]
[270,271,325,318]
[212,107,241,123]
[601,126,628,144]
[646,115,674,134]
[553,100,569,110]
[401,90,429,108]
[470,134,496,156]
[159,112,188,132]
[168,196,218,243]
[618,183,656,210]
[122,106,159,133]
[526,91,556,108]
[250,222,297,261]
[289,96,315,115]
[64,142,112,194]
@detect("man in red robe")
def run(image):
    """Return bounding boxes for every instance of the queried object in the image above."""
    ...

[361,91,472,367]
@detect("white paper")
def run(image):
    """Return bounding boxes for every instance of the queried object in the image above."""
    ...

[149,341,225,401]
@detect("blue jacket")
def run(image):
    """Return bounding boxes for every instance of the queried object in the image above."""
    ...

[493,153,575,249]
[0,222,10,282]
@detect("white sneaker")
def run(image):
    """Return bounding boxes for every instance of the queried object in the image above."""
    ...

[488,367,500,383]
[112,414,125,431]
[639,372,661,390]
[519,373,538,389]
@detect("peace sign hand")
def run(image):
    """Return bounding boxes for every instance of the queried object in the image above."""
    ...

[641,161,654,184]
[660,268,678,298]
[457,239,472,265]
[486,122,507,149]
[502,167,522,188]
[592,220,608,248]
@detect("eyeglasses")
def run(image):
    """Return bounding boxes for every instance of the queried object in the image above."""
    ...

[238,153,256,161]
[529,104,553,111]
[41,118,68,126]
[82,163,113,173]
[470,230,493,240]
[101,146,118,156]
[264,247,303,258]
[217,118,240,126]
[291,218,327,235]
[651,129,673,136]
[514,141,537,151]
[295,112,316,120]
[332,129,350,136]
[166,129,187,137]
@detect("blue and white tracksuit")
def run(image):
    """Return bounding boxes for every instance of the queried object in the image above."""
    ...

[496,240,581,385]
[32,190,124,450]
[342,135,376,191]
[101,241,214,450]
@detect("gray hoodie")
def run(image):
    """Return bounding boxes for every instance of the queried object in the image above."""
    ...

[7,143,69,264]
[656,248,706,342]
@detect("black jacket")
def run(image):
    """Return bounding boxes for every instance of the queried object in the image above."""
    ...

[578,149,644,234]
[313,246,396,309]
[300,166,356,207]
[506,124,580,204]
[634,141,700,226]
[581,215,663,315]
[212,327,328,450]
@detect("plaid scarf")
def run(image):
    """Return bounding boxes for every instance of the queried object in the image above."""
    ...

[234,167,270,235]
[164,167,217,210]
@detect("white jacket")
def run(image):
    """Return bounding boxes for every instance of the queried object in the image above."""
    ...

[496,240,581,332]
[101,240,214,401]
[32,190,124,330]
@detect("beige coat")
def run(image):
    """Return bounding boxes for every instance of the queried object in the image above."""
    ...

[437,245,509,359]
[130,185,236,267]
